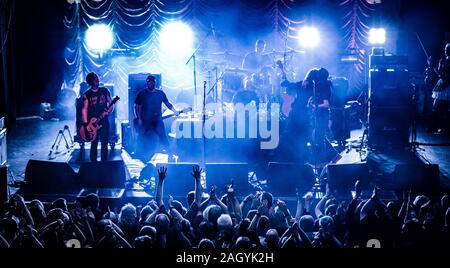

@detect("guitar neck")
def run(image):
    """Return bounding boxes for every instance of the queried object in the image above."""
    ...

[277,62,286,80]
[96,100,117,121]
[161,114,175,120]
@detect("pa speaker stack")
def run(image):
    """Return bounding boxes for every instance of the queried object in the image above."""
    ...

[368,52,411,149]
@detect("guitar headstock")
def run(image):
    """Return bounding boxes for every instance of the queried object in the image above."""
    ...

[181,107,193,114]
[111,96,120,104]
[276,60,283,69]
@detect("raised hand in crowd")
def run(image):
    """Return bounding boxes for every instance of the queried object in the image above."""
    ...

[315,183,331,218]
[277,199,293,223]
[9,194,34,226]
[158,166,167,182]
[192,165,203,207]
[156,166,168,207]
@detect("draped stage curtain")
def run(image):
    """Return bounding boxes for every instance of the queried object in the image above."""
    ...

[62,0,378,120]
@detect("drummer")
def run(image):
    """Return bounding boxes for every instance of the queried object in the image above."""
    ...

[242,39,272,72]
[242,40,274,102]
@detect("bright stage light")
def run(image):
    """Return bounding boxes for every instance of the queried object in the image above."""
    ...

[85,24,114,53]
[297,26,320,48]
[369,28,386,45]
[159,21,194,56]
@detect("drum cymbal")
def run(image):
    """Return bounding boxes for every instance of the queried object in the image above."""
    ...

[210,51,241,57]
[197,58,215,63]
[225,68,252,74]
[265,49,305,56]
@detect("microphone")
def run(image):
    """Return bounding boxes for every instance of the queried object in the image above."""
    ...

[211,23,216,37]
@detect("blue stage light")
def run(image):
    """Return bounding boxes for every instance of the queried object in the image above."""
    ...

[369,28,386,45]
[85,24,114,53]
[297,26,320,48]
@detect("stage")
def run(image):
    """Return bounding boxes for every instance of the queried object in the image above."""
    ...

[4,116,450,206]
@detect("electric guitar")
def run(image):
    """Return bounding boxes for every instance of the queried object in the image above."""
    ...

[133,107,192,134]
[79,96,120,142]
[276,60,296,117]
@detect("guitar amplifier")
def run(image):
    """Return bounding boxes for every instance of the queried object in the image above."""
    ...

[128,73,162,120]
[103,83,119,144]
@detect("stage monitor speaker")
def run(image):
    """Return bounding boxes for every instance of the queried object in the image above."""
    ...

[312,138,341,165]
[78,160,126,188]
[392,164,440,195]
[1,166,7,206]
[128,73,162,121]
[326,163,370,196]
[22,160,78,194]
[154,162,201,197]
[205,163,250,195]
[266,162,315,197]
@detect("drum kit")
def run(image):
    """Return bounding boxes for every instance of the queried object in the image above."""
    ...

[197,49,304,104]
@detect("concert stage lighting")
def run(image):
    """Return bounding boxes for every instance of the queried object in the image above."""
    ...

[85,24,114,53]
[159,21,194,56]
[297,26,320,48]
[369,28,386,45]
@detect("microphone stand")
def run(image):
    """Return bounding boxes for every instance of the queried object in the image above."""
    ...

[202,81,207,166]
[186,29,213,113]
[311,79,322,198]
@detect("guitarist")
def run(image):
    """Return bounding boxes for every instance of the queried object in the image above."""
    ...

[81,72,114,162]
[278,68,318,162]
[428,43,450,134]
[134,75,179,161]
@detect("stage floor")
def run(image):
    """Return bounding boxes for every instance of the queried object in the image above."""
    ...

[5,116,450,194]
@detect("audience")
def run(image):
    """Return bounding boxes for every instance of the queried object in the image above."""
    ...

[1,165,450,248]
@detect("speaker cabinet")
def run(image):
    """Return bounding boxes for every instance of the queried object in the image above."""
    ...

[78,160,126,188]
[368,106,410,148]
[22,160,78,194]
[103,84,119,144]
[154,162,201,197]
[369,69,411,107]
[327,163,370,195]
[205,163,250,195]
[368,69,411,149]
[392,164,440,195]
[266,162,315,197]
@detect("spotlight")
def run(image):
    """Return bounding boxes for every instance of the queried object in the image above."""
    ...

[159,21,194,56]
[85,24,114,53]
[369,28,386,45]
[297,26,320,48]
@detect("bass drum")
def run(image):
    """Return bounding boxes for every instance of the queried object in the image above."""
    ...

[220,72,245,102]
[252,66,274,102]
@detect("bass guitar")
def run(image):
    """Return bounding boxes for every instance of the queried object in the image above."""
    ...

[79,96,120,142]
[133,107,192,134]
